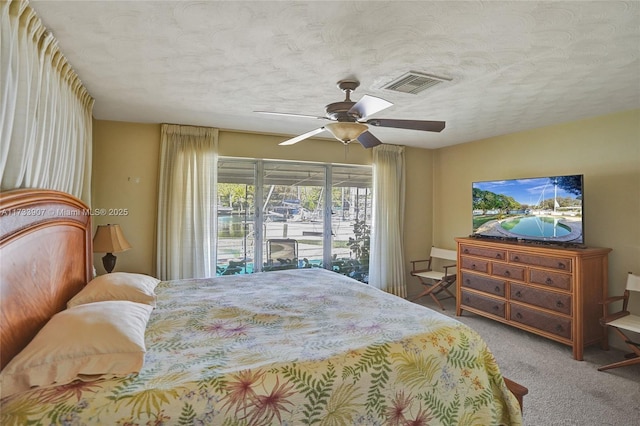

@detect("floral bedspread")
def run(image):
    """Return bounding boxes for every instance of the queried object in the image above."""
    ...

[1,268,522,425]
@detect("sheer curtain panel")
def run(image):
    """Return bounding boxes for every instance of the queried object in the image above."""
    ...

[368,145,406,297]
[156,124,218,281]
[0,1,94,204]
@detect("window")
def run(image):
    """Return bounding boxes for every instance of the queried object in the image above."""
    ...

[216,158,372,281]
[216,159,255,275]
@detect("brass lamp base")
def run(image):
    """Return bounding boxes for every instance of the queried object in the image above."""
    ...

[102,252,117,273]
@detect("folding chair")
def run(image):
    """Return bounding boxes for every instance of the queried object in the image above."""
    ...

[265,238,299,271]
[410,247,457,310]
[598,272,640,371]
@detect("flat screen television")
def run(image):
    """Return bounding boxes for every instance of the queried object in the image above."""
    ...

[471,174,584,246]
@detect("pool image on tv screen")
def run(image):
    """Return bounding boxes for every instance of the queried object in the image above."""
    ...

[472,175,584,245]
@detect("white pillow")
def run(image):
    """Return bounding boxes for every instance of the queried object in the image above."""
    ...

[67,272,160,308]
[0,300,153,398]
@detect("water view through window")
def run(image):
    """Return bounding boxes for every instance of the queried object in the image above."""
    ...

[216,158,372,281]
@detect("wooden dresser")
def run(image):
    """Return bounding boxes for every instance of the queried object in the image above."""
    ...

[455,237,611,360]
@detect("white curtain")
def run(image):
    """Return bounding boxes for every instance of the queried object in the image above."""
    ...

[0,1,94,204]
[156,124,218,281]
[369,144,406,297]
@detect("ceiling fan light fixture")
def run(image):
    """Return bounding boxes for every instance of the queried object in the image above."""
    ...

[325,122,368,143]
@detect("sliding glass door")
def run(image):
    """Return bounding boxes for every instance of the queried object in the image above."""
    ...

[216,158,372,281]
[216,159,256,275]
[331,165,372,282]
[262,162,327,268]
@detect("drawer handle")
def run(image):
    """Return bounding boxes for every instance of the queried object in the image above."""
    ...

[504,270,511,277]
[465,279,471,285]
[558,263,566,270]
[496,254,502,259]
[463,248,469,254]
[515,290,522,297]
[546,278,554,285]
[513,255,519,261]
[556,324,564,332]
[516,312,523,319]
[494,286,501,293]
[493,305,499,311]
[556,300,564,308]
[464,297,470,303]
[471,263,476,270]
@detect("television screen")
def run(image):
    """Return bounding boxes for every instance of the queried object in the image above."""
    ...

[472,175,584,245]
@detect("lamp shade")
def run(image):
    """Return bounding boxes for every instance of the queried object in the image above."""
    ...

[93,224,132,253]
[325,122,368,143]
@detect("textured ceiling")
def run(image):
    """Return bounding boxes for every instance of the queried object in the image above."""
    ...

[30,1,640,149]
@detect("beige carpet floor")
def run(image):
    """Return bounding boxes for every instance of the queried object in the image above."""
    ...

[414,296,640,426]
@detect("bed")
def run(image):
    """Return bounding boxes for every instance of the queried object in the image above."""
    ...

[0,189,524,425]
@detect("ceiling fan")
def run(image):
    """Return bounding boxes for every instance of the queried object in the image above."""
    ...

[256,80,445,148]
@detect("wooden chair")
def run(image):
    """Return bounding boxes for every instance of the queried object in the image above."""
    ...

[410,247,457,310]
[598,272,640,371]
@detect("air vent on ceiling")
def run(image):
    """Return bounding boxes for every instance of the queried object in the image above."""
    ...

[382,71,451,94]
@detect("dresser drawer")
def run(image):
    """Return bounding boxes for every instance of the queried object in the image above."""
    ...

[510,304,571,339]
[461,257,489,273]
[529,269,572,291]
[510,283,572,315]
[460,245,506,261]
[461,290,505,318]
[492,263,525,281]
[509,251,572,272]
[461,271,506,297]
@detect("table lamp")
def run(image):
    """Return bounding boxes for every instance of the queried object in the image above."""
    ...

[93,224,132,273]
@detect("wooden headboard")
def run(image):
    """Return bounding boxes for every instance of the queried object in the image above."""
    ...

[0,189,93,370]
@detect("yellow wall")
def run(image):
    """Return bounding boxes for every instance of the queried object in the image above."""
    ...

[92,121,161,275]
[403,147,435,296]
[218,131,371,165]
[432,109,640,318]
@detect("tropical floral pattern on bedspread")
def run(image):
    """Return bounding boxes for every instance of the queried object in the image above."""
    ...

[1,268,521,425]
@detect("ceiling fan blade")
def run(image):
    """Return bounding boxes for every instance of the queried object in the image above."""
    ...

[348,95,393,119]
[357,131,383,149]
[255,111,327,120]
[279,127,326,146]
[365,118,445,132]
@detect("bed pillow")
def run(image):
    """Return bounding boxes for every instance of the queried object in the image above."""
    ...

[67,272,160,308]
[0,300,153,398]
